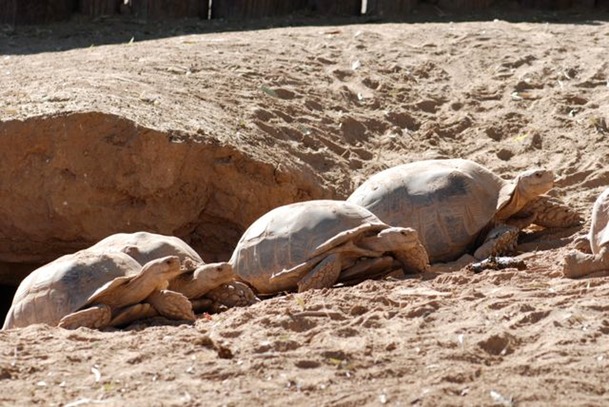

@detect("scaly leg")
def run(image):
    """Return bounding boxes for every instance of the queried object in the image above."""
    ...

[146,290,195,322]
[204,282,260,308]
[474,224,520,260]
[512,195,582,228]
[297,253,342,292]
[59,304,112,330]
[563,247,609,278]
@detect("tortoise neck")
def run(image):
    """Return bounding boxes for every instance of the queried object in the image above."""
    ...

[496,182,529,220]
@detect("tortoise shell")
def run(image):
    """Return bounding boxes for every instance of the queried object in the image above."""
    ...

[88,231,203,265]
[3,251,140,329]
[229,200,388,294]
[347,159,510,263]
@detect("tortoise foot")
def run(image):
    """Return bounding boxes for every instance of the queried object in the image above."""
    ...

[563,250,609,278]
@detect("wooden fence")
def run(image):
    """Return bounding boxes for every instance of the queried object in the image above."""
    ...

[0,0,605,25]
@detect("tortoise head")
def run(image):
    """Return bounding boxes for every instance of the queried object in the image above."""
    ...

[358,226,426,254]
[516,169,554,199]
[374,226,422,249]
[141,255,183,279]
[496,169,553,219]
[191,262,235,294]
[373,227,430,274]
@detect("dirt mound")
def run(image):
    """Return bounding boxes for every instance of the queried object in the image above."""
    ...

[0,111,327,270]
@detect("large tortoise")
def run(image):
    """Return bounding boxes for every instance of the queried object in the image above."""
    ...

[88,231,258,311]
[347,159,581,264]
[3,251,194,330]
[563,187,609,278]
[228,199,430,295]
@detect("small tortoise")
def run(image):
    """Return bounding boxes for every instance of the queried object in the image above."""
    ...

[348,159,581,264]
[228,200,430,295]
[88,231,258,312]
[563,187,609,278]
[2,251,194,330]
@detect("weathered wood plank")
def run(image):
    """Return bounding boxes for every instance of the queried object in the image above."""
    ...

[365,0,417,16]
[130,0,209,20]
[0,0,75,24]
[309,0,361,15]
[78,0,119,18]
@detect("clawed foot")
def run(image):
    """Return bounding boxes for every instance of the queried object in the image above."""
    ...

[562,251,605,278]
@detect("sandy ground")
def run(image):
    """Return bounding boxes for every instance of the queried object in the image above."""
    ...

[1,9,609,406]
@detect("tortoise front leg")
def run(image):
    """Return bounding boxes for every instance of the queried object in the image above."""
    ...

[512,195,582,228]
[58,304,112,330]
[393,244,430,274]
[145,290,195,322]
[191,283,260,314]
[474,224,520,260]
[563,247,609,278]
[297,253,342,292]
[204,282,260,309]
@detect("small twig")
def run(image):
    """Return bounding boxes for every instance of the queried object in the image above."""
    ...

[65,399,113,407]
[289,310,343,319]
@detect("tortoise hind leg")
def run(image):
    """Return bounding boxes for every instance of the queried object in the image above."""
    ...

[58,304,112,330]
[297,253,342,292]
[146,289,195,322]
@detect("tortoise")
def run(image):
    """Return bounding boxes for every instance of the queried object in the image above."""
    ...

[228,199,430,295]
[347,158,581,264]
[88,231,259,311]
[2,251,194,330]
[563,187,609,278]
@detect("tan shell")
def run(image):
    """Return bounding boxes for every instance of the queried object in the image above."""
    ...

[3,251,141,329]
[229,200,389,294]
[347,159,550,263]
[88,231,203,265]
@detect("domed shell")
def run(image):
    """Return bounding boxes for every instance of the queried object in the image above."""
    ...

[229,200,388,294]
[347,159,505,263]
[3,251,140,329]
[88,231,203,265]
